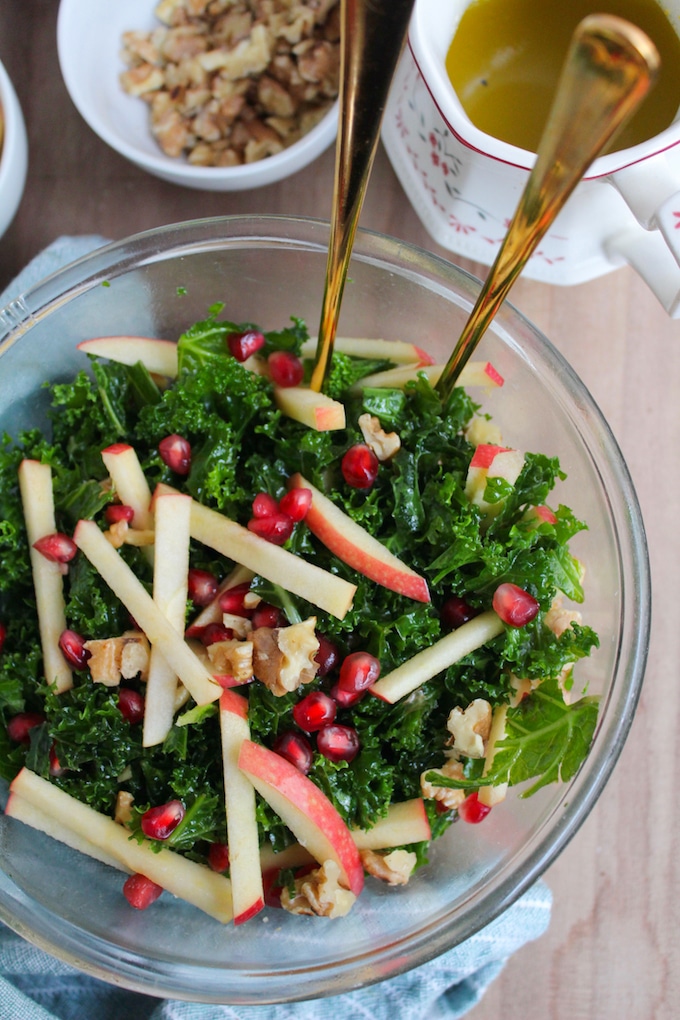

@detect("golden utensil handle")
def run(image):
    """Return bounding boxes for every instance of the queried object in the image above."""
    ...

[310,0,416,393]
[435,15,660,401]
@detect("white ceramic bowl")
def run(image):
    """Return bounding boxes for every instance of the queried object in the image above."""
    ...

[0,59,28,239]
[56,0,338,191]
[0,216,650,1004]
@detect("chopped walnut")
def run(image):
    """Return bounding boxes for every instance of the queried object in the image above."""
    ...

[420,758,466,811]
[120,0,340,166]
[114,790,135,826]
[104,519,155,549]
[280,859,356,917]
[84,631,150,686]
[206,638,254,683]
[358,413,401,462]
[360,848,417,886]
[119,62,166,97]
[544,600,582,638]
[221,612,253,639]
[252,617,319,696]
[446,699,493,758]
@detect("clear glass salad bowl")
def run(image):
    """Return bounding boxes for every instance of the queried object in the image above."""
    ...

[0,216,650,1004]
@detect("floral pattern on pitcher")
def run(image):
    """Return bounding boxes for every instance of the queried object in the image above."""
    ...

[386,52,569,268]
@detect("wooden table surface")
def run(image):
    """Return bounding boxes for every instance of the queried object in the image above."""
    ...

[1,4,679,1018]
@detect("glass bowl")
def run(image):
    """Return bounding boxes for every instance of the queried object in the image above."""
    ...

[0,216,650,1003]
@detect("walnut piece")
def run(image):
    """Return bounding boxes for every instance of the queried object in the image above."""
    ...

[84,631,150,686]
[114,790,135,826]
[280,859,356,917]
[120,0,340,166]
[206,637,254,683]
[358,413,401,462]
[446,699,493,758]
[420,758,466,811]
[104,519,155,549]
[252,617,319,696]
[360,848,416,886]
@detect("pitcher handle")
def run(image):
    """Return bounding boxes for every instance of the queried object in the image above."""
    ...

[605,154,680,315]
[606,223,680,316]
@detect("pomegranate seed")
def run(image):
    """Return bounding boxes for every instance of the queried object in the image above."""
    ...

[7,712,45,744]
[123,873,164,910]
[207,841,230,873]
[317,724,360,763]
[187,567,218,607]
[247,512,294,545]
[251,603,286,629]
[33,532,77,564]
[252,491,279,518]
[440,597,479,632]
[293,690,337,732]
[105,504,135,525]
[492,582,540,628]
[227,330,266,362]
[58,629,91,670]
[141,800,185,840]
[158,434,191,476]
[262,867,284,908]
[330,681,363,708]
[273,731,314,774]
[218,582,252,617]
[279,487,312,522]
[0,622,5,654]
[119,687,145,725]
[458,792,492,824]
[49,743,67,777]
[200,622,234,646]
[337,651,381,695]
[268,350,304,387]
[314,633,340,677]
[341,443,379,489]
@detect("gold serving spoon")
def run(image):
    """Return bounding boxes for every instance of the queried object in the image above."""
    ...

[435,14,659,400]
[310,0,416,393]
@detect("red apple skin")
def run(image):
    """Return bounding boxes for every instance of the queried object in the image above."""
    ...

[237,739,364,896]
[219,691,264,924]
[101,442,133,457]
[469,444,511,469]
[483,362,504,387]
[414,346,435,366]
[220,688,248,720]
[289,474,430,604]
[235,898,265,925]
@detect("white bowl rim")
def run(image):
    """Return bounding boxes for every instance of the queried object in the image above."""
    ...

[56,0,339,188]
[0,59,28,236]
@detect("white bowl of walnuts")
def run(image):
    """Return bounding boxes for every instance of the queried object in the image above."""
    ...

[0,58,28,238]
[57,0,339,191]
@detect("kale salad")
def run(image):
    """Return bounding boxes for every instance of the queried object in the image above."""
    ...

[0,305,600,922]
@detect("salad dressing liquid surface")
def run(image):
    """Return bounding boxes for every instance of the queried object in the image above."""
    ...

[445,0,680,153]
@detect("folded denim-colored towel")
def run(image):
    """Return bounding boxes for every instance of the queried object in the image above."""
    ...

[0,237,552,1020]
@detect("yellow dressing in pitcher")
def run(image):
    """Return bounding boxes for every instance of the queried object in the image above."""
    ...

[445,0,680,153]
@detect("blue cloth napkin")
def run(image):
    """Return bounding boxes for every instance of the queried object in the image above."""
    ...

[0,237,553,1020]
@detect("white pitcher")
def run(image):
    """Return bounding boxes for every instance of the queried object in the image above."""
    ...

[382,0,680,315]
